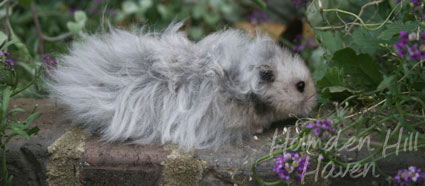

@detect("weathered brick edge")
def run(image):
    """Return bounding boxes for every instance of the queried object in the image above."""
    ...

[80,137,170,185]
[45,126,331,186]
[46,126,210,186]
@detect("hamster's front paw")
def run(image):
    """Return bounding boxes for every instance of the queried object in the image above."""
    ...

[254,127,264,134]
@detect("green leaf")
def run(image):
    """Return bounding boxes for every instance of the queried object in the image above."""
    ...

[0,31,7,45]
[8,108,25,114]
[189,26,203,40]
[17,0,32,7]
[122,1,139,14]
[252,0,266,9]
[26,126,40,136]
[157,4,168,19]
[1,40,18,51]
[307,0,350,27]
[9,124,30,140]
[316,31,344,54]
[317,67,345,87]
[351,29,384,56]
[332,48,383,89]
[10,34,30,58]
[377,75,395,90]
[321,86,356,101]
[74,11,87,24]
[23,112,40,128]
[7,175,13,184]
[326,86,356,93]
[2,87,12,117]
[306,1,322,28]
[67,11,87,34]
[193,3,207,19]
[67,22,83,34]
[139,0,153,11]
[203,12,220,25]
[377,21,420,40]
[322,0,350,25]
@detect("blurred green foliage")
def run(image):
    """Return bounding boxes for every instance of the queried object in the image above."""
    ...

[2,0,275,97]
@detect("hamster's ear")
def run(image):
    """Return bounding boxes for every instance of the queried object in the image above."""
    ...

[258,64,275,83]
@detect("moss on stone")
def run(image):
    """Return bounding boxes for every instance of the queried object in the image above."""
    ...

[46,126,89,186]
[160,146,207,186]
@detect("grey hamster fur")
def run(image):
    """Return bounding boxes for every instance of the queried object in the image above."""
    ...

[48,22,316,150]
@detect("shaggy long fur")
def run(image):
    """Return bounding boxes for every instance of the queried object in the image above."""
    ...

[48,23,317,150]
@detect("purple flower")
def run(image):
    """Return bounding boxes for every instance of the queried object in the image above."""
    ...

[394,31,425,61]
[408,45,420,61]
[273,152,310,183]
[1,51,14,71]
[313,127,321,136]
[249,10,268,24]
[305,119,336,140]
[392,166,425,185]
[5,59,14,71]
[42,55,58,70]
[306,123,315,128]
[411,0,422,6]
[292,34,317,53]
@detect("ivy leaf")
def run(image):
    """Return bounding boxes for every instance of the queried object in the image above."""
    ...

[321,86,357,101]
[317,67,345,87]
[316,31,344,54]
[351,29,384,56]
[377,21,420,40]
[310,47,328,82]
[332,48,383,89]
[307,0,350,27]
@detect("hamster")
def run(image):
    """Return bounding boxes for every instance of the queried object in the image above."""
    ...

[48,22,316,150]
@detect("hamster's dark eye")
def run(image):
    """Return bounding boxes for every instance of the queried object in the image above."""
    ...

[259,70,275,82]
[296,81,305,93]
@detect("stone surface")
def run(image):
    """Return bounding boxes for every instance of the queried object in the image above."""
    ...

[2,99,425,186]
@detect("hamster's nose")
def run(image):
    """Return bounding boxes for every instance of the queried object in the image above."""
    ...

[296,81,305,93]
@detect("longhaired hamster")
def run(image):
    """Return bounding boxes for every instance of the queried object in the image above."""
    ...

[48,22,316,150]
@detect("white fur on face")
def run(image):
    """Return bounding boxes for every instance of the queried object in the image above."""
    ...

[48,23,316,150]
